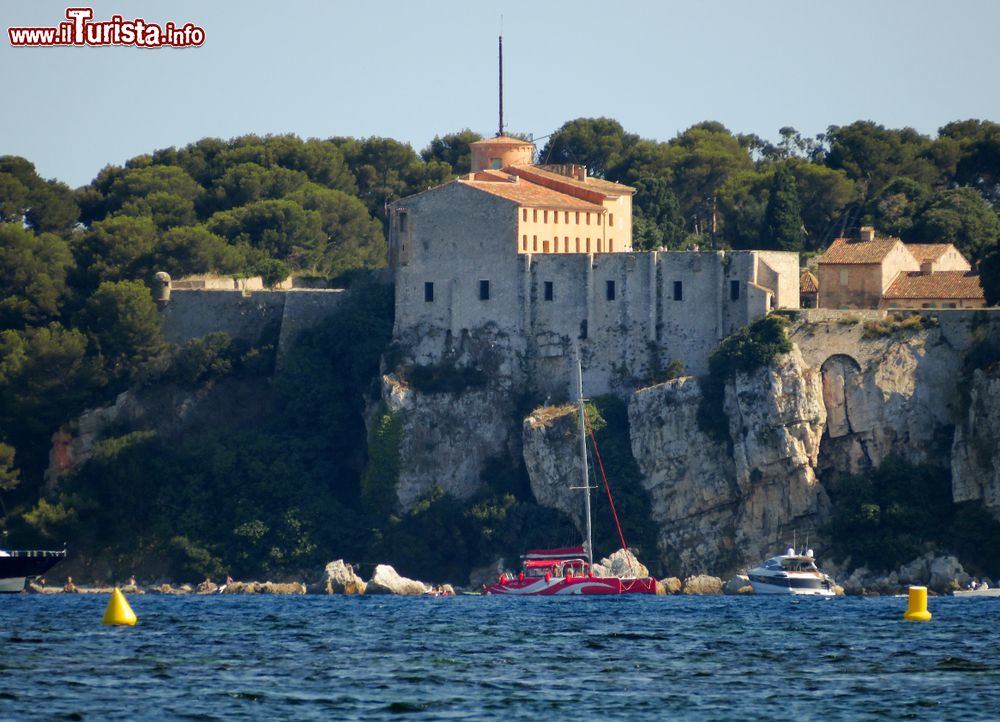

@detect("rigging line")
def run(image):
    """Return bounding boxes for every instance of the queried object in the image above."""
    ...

[586,420,634,574]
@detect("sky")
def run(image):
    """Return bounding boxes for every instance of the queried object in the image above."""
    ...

[3,0,1000,189]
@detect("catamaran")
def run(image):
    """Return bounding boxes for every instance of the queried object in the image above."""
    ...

[484,353,656,596]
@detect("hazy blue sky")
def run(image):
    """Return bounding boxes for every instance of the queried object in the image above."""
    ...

[3,0,1000,188]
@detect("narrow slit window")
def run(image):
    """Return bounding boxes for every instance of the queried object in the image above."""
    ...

[480,280,490,300]
[533,235,538,252]
[609,212,614,226]
[522,208,528,221]
[398,211,408,232]
[606,280,616,301]
[673,281,683,301]
[522,234,528,251]
[544,281,554,301]
[730,280,740,301]
[424,282,434,303]
[575,238,580,253]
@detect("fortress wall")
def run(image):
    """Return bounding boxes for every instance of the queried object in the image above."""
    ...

[656,252,726,376]
[276,289,349,364]
[159,290,287,347]
[395,183,522,341]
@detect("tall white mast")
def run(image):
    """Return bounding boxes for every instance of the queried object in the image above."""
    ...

[575,347,593,565]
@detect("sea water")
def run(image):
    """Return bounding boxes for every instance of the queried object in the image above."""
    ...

[1,594,997,720]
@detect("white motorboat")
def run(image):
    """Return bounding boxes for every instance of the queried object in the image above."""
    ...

[0,549,67,593]
[748,547,836,596]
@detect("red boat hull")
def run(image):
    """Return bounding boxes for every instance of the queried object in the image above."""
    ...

[484,575,656,595]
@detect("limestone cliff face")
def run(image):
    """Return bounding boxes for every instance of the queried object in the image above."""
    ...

[624,348,827,575]
[810,325,961,477]
[381,373,517,512]
[951,369,1000,517]
[725,347,829,567]
[521,406,588,532]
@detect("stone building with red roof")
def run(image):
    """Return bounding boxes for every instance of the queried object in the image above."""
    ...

[817,226,984,309]
[387,135,801,394]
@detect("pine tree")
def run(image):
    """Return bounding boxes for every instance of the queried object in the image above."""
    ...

[760,165,806,251]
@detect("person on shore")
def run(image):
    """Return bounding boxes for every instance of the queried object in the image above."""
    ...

[63,576,77,593]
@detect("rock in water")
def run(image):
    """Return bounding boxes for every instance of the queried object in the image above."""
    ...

[592,549,649,578]
[366,565,430,595]
[683,575,724,595]
[724,575,753,595]
[310,560,367,595]
[659,577,683,595]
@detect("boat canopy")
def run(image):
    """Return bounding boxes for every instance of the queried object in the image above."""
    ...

[523,546,586,560]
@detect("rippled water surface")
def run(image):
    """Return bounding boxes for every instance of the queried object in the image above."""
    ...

[2,594,998,720]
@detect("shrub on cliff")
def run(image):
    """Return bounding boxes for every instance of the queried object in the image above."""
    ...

[697,314,792,441]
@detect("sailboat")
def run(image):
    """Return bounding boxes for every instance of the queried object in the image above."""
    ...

[483,353,657,596]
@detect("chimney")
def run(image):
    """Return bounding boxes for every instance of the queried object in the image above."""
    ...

[574,165,587,181]
[859,226,876,242]
[920,261,933,275]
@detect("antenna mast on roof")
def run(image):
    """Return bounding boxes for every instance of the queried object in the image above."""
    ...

[498,30,504,137]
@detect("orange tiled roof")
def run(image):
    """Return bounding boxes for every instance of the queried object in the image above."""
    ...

[506,165,635,200]
[459,176,604,211]
[883,271,985,300]
[905,243,952,264]
[799,270,819,293]
[818,237,903,264]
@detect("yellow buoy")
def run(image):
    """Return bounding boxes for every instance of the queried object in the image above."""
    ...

[903,585,931,622]
[102,587,137,626]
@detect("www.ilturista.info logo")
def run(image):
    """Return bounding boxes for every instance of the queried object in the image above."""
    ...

[8,7,205,48]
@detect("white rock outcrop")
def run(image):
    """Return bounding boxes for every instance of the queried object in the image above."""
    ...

[592,549,649,579]
[310,560,367,595]
[365,564,430,595]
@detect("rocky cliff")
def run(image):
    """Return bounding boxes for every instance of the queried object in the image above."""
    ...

[379,310,1000,577]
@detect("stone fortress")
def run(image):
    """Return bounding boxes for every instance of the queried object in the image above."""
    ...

[388,135,800,397]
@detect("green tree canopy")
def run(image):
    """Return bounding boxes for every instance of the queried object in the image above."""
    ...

[0,225,74,328]
[206,199,325,266]
[759,164,806,251]
[421,129,483,174]
[73,214,158,288]
[79,280,166,382]
[911,187,1000,263]
[540,117,639,179]
[285,184,386,275]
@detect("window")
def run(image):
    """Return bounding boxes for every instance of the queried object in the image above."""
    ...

[586,238,591,253]
[673,281,683,301]
[597,239,603,253]
[943,303,957,309]
[921,303,937,309]
[522,235,527,251]
[608,239,614,252]
[730,280,740,301]
[564,236,569,252]
[609,213,614,226]
[598,215,603,226]
[398,211,408,232]
[544,210,548,223]
[606,280,616,300]
[553,210,558,224]
[575,212,580,224]
[479,280,490,300]
[544,281,554,301]
[580,320,588,340]
[543,240,550,252]
[564,211,570,223]
[424,282,434,302]
[491,158,501,169]
[533,209,538,222]
[575,238,580,252]
[586,213,591,225]
[522,209,528,222]
[839,269,849,286]
[533,235,538,252]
